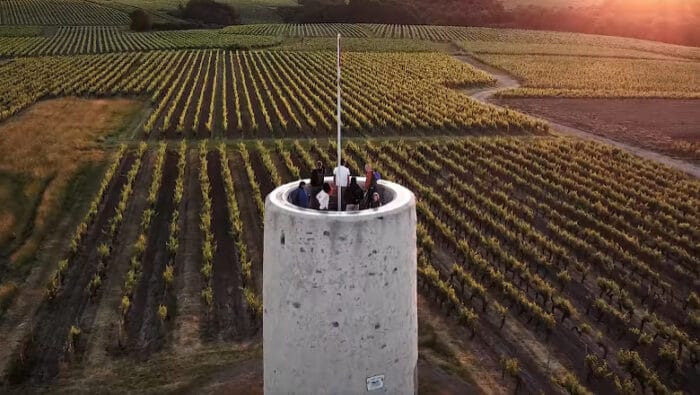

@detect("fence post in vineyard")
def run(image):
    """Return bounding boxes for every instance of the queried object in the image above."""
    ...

[336,33,342,211]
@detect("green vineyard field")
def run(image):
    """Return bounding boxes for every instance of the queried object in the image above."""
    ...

[474,54,700,98]
[0,10,698,393]
[0,50,549,137]
[16,137,699,394]
[223,23,700,60]
[0,27,280,56]
[0,0,128,25]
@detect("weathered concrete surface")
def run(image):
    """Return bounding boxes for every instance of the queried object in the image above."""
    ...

[263,178,417,394]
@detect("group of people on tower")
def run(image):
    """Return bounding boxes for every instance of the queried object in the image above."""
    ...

[289,160,383,211]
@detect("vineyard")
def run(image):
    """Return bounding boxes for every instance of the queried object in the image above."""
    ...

[0,0,129,25]
[0,27,281,56]
[473,54,700,98]
[455,40,680,60]
[224,23,489,41]
[3,137,699,394]
[0,25,40,36]
[273,37,438,53]
[4,22,700,62]
[4,22,697,61]
[0,49,549,137]
[365,24,485,42]
[450,26,700,61]
[223,23,370,38]
[223,23,700,60]
[0,7,699,392]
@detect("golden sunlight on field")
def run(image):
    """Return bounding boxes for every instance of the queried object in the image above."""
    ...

[0,97,143,263]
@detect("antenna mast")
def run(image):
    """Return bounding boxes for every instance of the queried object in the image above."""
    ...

[336,33,342,211]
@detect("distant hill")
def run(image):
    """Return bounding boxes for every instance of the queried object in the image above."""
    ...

[502,0,601,8]
[505,0,700,46]
[288,0,700,46]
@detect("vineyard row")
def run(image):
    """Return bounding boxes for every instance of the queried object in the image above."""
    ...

[0,49,548,137]
[11,137,700,390]
[223,23,700,60]
[0,0,129,25]
[0,27,280,57]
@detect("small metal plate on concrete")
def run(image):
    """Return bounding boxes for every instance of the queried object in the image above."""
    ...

[367,375,385,391]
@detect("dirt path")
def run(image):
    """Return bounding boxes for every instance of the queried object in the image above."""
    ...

[206,151,248,341]
[172,149,203,353]
[453,54,700,179]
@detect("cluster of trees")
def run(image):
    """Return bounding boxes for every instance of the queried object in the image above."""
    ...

[291,0,505,25]
[130,0,238,31]
[178,0,238,26]
[290,0,700,46]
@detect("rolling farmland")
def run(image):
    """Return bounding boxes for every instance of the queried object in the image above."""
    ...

[0,28,443,56]
[223,23,370,38]
[0,9,699,394]
[4,138,699,394]
[0,27,280,56]
[4,22,700,59]
[0,50,549,137]
[472,54,700,98]
[0,0,129,25]
[455,40,680,60]
[224,23,700,60]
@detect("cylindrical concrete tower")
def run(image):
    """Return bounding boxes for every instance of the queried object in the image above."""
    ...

[263,177,417,394]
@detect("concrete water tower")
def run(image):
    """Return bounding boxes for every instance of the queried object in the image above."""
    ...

[263,177,418,394]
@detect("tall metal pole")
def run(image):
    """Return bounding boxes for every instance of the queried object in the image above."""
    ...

[336,33,342,211]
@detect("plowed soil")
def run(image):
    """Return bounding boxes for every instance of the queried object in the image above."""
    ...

[494,97,700,161]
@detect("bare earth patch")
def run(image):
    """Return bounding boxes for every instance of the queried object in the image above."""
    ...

[0,97,144,265]
[493,97,700,161]
[0,213,15,241]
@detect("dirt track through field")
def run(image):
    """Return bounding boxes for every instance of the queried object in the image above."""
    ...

[172,150,203,353]
[453,54,700,179]
[205,151,248,341]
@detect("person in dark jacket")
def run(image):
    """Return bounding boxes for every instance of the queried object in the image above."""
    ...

[309,161,325,209]
[310,160,325,188]
[290,181,309,208]
[369,192,382,208]
[363,163,381,208]
[345,177,364,211]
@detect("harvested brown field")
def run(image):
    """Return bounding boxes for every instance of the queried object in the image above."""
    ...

[494,97,700,161]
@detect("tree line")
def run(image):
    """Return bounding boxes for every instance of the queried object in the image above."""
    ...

[288,0,700,47]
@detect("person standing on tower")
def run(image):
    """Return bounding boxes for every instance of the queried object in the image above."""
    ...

[309,160,325,209]
[363,163,380,208]
[333,160,350,211]
[290,181,309,208]
[317,183,331,211]
[345,177,364,211]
